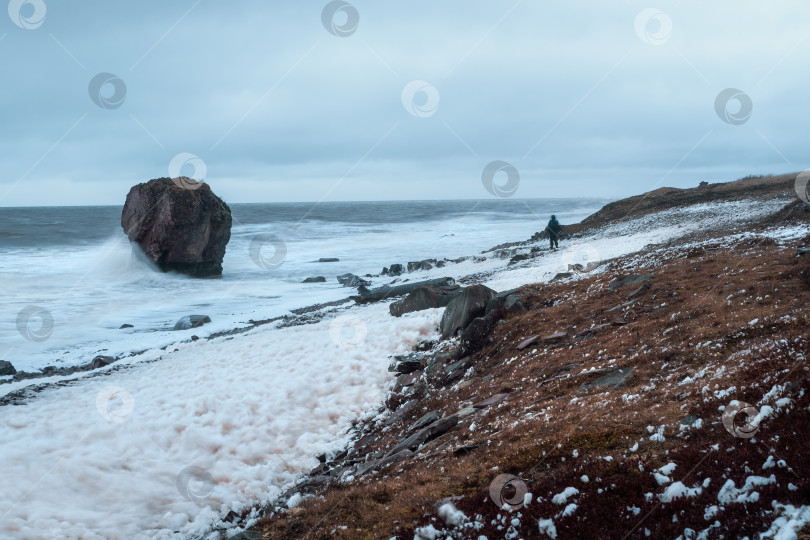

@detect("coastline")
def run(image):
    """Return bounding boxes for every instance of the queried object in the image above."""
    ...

[0,174,807,539]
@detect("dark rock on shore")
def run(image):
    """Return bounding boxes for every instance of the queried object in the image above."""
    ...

[578,367,633,393]
[485,288,525,316]
[119,324,134,329]
[381,264,404,276]
[354,277,456,304]
[319,258,339,263]
[389,284,462,317]
[0,361,16,376]
[440,285,497,339]
[609,274,655,290]
[407,259,437,272]
[173,315,211,330]
[336,273,370,287]
[303,276,326,283]
[121,178,232,277]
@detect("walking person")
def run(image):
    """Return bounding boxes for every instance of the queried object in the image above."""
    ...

[546,215,562,250]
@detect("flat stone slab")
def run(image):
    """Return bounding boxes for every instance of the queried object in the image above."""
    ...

[473,393,509,409]
[609,274,655,290]
[578,368,633,394]
[544,331,568,343]
[410,411,440,432]
[516,335,539,350]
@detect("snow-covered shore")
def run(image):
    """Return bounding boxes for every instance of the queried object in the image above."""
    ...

[0,196,801,539]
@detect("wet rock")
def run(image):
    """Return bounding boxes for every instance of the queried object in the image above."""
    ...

[388,352,427,374]
[336,273,370,287]
[439,285,498,339]
[508,254,530,265]
[173,315,211,330]
[389,284,462,317]
[0,361,17,376]
[408,259,437,272]
[121,178,231,277]
[568,263,584,272]
[381,263,404,276]
[355,277,456,304]
[302,276,326,283]
[578,368,633,394]
[89,356,115,369]
[395,370,422,388]
[119,324,134,329]
[552,272,572,281]
[609,274,655,290]
[319,257,339,262]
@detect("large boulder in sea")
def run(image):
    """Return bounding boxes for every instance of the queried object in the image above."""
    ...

[121,178,232,277]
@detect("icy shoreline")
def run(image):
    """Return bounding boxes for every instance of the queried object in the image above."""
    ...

[0,196,801,539]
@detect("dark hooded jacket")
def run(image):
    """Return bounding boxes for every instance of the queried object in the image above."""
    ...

[547,217,562,235]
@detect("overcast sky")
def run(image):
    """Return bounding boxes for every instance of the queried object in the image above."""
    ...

[0,0,808,206]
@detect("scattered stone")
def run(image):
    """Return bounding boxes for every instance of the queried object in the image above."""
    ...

[453,444,481,456]
[319,258,339,262]
[355,277,456,304]
[544,331,568,343]
[336,273,370,287]
[302,276,326,283]
[356,450,413,476]
[395,370,422,388]
[439,284,498,339]
[89,356,115,369]
[410,411,440,432]
[388,356,423,375]
[578,368,633,394]
[516,335,539,350]
[458,406,477,418]
[628,283,652,298]
[508,254,529,265]
[121,178,232,277]
[407,259,437,272]
[568,263,584,271]
[385,400,418,426]
[606,299,639,312]
[609,274,655,290]
[0,361,17,376]
[798,248,810,256]
[381,264,404,276]
[473,393,509,409]
[459,311,503,355]
[119,324,134,329]
[552,272,572,281]
[682,414,700,426]
[173,315,212,331]
[389,285,462,317]
[443,369,465,386]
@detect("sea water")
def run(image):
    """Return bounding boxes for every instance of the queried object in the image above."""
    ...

[0,199,605,373]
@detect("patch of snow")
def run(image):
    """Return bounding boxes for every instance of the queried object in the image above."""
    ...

[537,518,558,539]
[438,502,467,527]
[552,487,579,505]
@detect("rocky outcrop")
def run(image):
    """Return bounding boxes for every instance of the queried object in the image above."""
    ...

[336,273,370,287]
[121,178,232,277]
[173,315,211,330]
[355,277,456,304]
[303,276,326,283]
[0,361,16,376]
[381,264,404,276]
[439,285,497,339]
[389,285,462,317]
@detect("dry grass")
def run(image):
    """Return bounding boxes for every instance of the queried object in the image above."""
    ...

[256,234,810,539]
